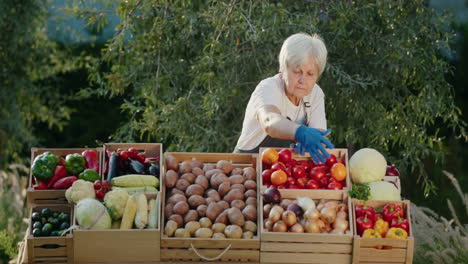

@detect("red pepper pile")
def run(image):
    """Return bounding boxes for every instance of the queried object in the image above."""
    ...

[355,202,409,236]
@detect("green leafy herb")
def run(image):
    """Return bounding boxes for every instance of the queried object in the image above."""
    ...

[349,183,370,201]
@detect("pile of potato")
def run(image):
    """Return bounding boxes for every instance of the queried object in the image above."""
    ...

[163,154,258,239]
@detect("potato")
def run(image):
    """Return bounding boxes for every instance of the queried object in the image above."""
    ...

[175,179,190,191]
[205,197,217,205]
[243,221,257,233]
[185,184,204,197]
[203,164,216,172]
[242,205,257,222]
[211,223,226,233]
[179,161,192,174]
[195,175,209,189]
[195,228,213,238]
[244,189,257,199]
[168,214,184,228]
[184,210,199,223]
[189,160,203,169]
[164,203,174,220]
[210,173,229,189]
[173,201,189,215]
[188,195,205,208]
[181,173,196,184]
[165,220,178,237]
[229,175,245,185]
[215,210,228,224]
[216,160,233,174]
[205,189,221,202]
[244,180,257,190]
[223,189,244,203]
[224,225,243,239]
[243,167,256,181]
[243,231,254,239]
[169,188,184,197]
[165,154,179,171]
[230,184,245,193]
[167,194,187,205]
[196,204,208,217]
[185,221,201,236]
[231,200,246,210]
[192,167,204,176]
[245,197,257,206]
[165,170,179,188]
[206,203,223,221]
[199,217,212,228]
[227,207,245,226]
[217,200,229,211]
[205,169,223,180]
[218,181,231,197]
[212,233,226,238]
[175,228,191,238]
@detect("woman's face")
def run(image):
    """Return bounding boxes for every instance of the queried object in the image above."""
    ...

[284,56,319,104]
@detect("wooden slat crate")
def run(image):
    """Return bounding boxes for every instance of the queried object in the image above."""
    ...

[27,147,103,204]
[260,190,354,264]
[258,147,351,195]
[161,152,260,262]
[73,143,163,263]
[27,204,74,264]
[351,199,414,264]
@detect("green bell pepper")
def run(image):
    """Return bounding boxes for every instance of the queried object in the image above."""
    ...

[65,153,86,175]
[79,169,100,182]
[32,152,58,182]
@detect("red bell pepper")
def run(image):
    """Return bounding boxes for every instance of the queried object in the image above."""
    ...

[356,215,374,236]
[355,204,375,221]
[58,157,66,167]
[47,166,68,189]
[33,181,48,190]
[391,217,410,233]
[82,150,99,173]
[374,213,383,222]
[383,203,404,223]
[53,176,78,189]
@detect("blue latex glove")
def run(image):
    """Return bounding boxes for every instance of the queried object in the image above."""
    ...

[294,125,334,164]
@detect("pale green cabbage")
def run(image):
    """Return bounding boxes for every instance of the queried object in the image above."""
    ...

[76,198,112,229]
[349,148,387,184]
[368,181,401,201]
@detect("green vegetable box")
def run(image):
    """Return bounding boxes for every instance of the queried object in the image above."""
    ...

[27,147,104,204]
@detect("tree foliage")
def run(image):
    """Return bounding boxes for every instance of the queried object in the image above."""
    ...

[70,0,467,195]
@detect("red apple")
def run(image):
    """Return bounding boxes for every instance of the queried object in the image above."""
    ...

[310,167,326,182]
[278,149,292,165]
[306,179,320,189]
[288,184,299,189]
[271,162,286,172]
[298,160,311,172]
[296,177,308,189]
[327,181,343,190]
[262,169,273,185]
[286,177,296,187]
[277,184,286,189]
[292,166,306,179]
[318,176,330,188]
[326,154,337,167]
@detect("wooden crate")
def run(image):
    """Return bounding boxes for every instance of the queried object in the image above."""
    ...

[258,147,351,195]
[351,199,414,264]
[161,152,260,262]
[27,204,74,264]
[27,147,103,204]
[73,143,163,263]
[260,190,354,264]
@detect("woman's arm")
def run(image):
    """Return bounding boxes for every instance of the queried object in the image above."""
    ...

[256,105,300,140]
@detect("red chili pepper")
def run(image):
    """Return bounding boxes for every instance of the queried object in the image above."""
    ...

[356,215,374,236]
[391,216,410,233]
[383,203,404,223]
[47,166,68,189]
[53,176,78,189]
[356,204,376,221]
[82,150,99,173]
[33,181,48,190]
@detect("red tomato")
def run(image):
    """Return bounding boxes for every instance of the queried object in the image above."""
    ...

[93,180,102,191]
[288,184,300,189]
[289,159,298,167]
[277,184,287,189]
[319,176,330,188]
[96,189,106,200]
[298,160,311,172]
[331,163,347,181]
[271,170,288,185]
[285,166,292,177]
[271,162,286,172]
[278,149,292,165]
[296,177,308,189]
[262,169,273,185]
[327,181,343,190]
[310,167,326,182]
[306,179,320,189]
[326,154,337,167]
[292,166,306,179]
[286,177,296,187]
[128,148,139,158]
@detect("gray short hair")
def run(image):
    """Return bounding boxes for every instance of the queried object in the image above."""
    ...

[279,33,327,77]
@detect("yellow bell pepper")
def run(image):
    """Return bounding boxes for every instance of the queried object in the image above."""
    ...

[385,227,408,239]
[374,218,389,237]
[362,229,382,249]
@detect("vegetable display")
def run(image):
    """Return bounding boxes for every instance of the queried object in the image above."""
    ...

[30,208,70,237]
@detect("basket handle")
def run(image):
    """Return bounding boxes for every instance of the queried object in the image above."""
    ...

[189,243,232,261]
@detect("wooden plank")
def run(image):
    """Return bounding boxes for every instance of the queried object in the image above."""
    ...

[405,237,414,264]
[358,238,408,248]
[161,249,259,262]
[261,242,352,253]
[279,189,345,200]
[352,234,360,264]
[359,248,407,263]
[261,252,351,264]
[162,237,259,249]
[33,247,67,257]
[261,232,353,243]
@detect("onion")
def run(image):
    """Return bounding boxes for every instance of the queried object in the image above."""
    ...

[386,164,400,176]
[282,211,297,227]
[271,205,284,215]
[324,201,339,209]
[336,211,347,220]
[320,207,337,224]
[331,229,344,235]
[289,223,304,233]
[273,220,287,232]
[263,204,272,218]
[297,197,315,212]
[263,187,281,204]
[316,199,326,211]
[280,199,294,210]
[286,203,303,217]
[264,219,273,231]
[333,218,349,231]
[268,209,281,223]
[322,221,332,233]
[303,219,321,233]
[303,208,320,220]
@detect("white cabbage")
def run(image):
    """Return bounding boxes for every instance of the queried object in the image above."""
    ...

[369,181,401,201]
[76,198,112,229]
[350,148,387,184]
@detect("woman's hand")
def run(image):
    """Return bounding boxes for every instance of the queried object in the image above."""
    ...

[294,125,334,163]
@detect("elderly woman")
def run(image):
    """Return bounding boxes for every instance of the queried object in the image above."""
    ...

[234,33,334,163]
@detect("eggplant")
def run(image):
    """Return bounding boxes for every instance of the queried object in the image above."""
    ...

[148,164,160,177]
[107,152,120,182]
[129,158,145,174]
